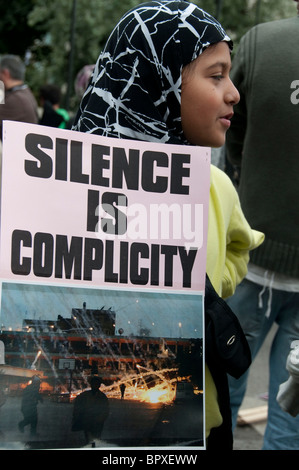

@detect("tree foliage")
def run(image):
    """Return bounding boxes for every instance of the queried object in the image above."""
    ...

[0,0,43,56]
[26,0,143,109]
[0,0,295,111]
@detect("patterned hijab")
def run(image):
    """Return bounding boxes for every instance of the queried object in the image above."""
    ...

[72,0,232,145]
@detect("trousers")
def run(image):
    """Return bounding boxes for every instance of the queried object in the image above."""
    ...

[227,278,299,450]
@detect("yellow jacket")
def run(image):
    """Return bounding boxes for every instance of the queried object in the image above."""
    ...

[205,165,264,437]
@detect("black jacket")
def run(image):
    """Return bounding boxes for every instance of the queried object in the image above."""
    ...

[205,275,251,450]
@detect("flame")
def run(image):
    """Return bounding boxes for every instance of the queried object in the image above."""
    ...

[140,384,175,404]
[99,367,180,403]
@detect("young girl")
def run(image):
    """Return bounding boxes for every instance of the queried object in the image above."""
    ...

[73,0,264,449]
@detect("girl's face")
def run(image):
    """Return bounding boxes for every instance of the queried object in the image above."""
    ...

[181,42,240,147]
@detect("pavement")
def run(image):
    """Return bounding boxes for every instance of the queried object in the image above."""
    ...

[232,325,277,450]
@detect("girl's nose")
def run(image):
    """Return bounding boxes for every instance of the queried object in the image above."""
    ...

[226,79,240,106]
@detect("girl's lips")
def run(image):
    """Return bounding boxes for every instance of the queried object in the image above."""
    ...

[219,112,233,128]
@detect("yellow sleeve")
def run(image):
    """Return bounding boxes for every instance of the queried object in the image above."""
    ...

[222,194,264,298]
[207,165,264,298]
[205,166,264,440]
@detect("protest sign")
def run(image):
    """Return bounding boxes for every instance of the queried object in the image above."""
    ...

[0,121,210,449]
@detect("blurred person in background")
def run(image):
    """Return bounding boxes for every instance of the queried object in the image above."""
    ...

[39,83,70,129]
[226,0,299,450]
[0,54,38,140]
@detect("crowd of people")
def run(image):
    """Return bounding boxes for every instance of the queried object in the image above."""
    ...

[0,0,298,451]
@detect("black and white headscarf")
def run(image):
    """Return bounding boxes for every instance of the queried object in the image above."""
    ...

[72,0,232,145]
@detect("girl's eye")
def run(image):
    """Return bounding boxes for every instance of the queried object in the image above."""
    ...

[212,75,224,81]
